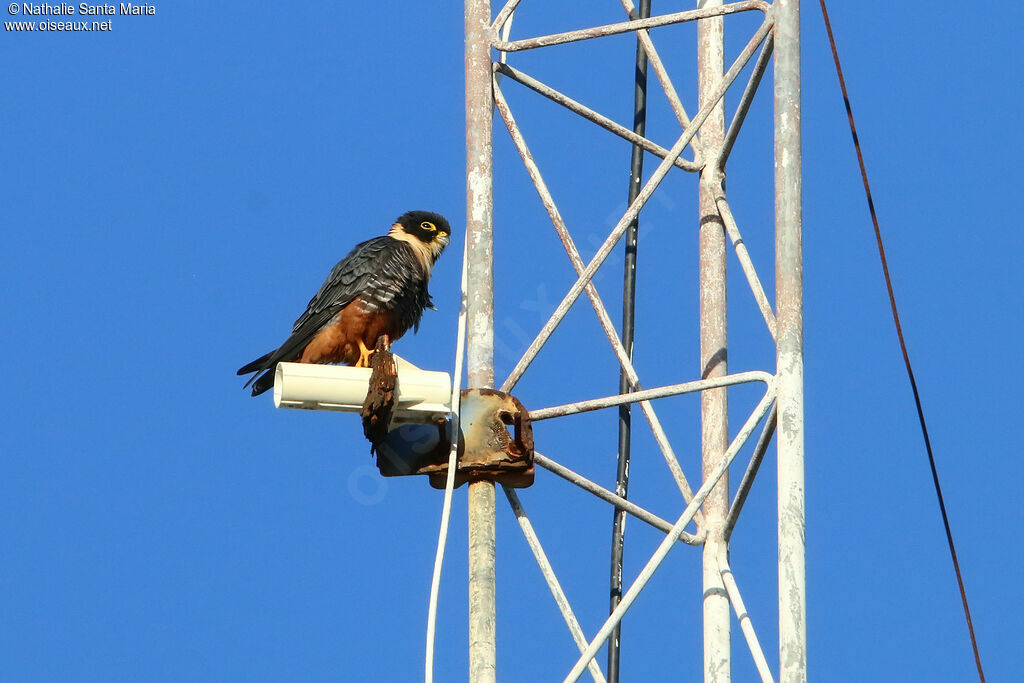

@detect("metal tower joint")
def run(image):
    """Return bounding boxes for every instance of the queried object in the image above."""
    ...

[700,171,727,196]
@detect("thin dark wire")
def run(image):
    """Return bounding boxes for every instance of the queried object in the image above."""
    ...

[608,1,651,680]
[818,3,985,680]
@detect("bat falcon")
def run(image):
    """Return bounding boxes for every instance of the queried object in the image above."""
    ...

[238,210,451,396]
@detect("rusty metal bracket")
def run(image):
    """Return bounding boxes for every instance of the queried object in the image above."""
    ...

[370,387,534,489]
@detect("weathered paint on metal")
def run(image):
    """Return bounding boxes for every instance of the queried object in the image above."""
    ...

[774,0,807,680]
[619,0,707,162]
[717,545,774,682]
[465,0,495,393]
[714,193,778,338]
[455,2,804,680]
[465,0,497,680]
[724,405,778,540]
[500,17,773,395]
[494,63,700,172]
[494,1,769,52]
[719,34,774,171]
[534,452,702,546]
[505,487,608,683]
[490,0,524,34]
[698,3,731,680]
[491,78,704,513]
[564,382,777,682]
[528,371,772,421]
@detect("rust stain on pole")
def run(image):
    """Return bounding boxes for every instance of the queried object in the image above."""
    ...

[465,0,497,680]
[698,1,730,681]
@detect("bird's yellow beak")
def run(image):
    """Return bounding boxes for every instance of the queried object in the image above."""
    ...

[437,232,450,247]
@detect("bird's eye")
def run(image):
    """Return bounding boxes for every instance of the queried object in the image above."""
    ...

[420,221,437,231]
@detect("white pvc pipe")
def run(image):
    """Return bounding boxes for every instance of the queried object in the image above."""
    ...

[273,357,451,423]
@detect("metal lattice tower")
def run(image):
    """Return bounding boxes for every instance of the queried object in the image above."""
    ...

[462,0,804,680]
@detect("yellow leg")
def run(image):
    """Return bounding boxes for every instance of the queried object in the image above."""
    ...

[356,339,372,368]
[357,335,392,368]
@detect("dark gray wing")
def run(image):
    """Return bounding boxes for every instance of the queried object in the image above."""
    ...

[238,236,428,394]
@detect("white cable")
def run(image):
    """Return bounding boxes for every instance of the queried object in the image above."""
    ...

[499,11,515,65]
[424,233,470,683]
[427,12,512,676]
[495,10,516,86]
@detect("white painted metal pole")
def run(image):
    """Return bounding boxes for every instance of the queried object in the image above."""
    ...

[465,0,497,680]
[698,1,730,681]
[774,0,806,680]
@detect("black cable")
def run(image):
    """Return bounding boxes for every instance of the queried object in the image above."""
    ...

[608,2,651,680]
[818,3,985,680]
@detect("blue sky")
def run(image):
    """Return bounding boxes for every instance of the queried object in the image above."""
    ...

[3,2,1021,681]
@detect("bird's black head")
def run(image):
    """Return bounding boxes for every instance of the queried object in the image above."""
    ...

[396,210,451,248]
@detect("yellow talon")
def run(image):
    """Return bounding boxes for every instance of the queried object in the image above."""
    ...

[356,339,372,368]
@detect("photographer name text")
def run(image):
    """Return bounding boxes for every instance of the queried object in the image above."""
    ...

[13,3,155,15]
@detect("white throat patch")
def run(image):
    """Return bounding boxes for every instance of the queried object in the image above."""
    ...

[388,222,444,277]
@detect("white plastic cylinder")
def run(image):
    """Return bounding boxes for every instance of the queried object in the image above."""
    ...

[273,356,451,423]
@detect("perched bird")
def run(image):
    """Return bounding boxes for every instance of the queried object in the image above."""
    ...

[238,210,451,396]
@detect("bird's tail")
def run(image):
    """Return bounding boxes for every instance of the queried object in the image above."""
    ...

[238,351,277,395]
[248,369,276,396]
[237,352,273,378]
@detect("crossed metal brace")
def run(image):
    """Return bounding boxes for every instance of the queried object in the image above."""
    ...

[484,2,784,680]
